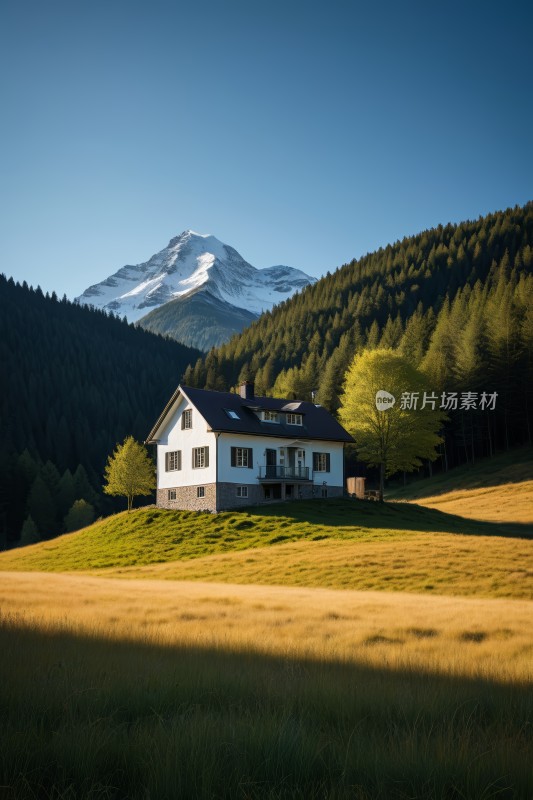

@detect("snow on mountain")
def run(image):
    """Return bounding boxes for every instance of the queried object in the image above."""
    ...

[76,231,315,323]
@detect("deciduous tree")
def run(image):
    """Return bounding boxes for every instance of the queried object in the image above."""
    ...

[339,349,445,501]
[103,437,156,511]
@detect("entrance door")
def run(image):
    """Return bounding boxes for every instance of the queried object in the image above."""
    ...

[265,448,276,478]
[296,449,305,478]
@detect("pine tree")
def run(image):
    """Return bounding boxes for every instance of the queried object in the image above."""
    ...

[64,499,96,532]
[26,475,57,538]
[20,515,40,546]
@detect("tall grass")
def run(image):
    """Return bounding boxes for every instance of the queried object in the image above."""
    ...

[1,611,532,800]
[2,572,533,685]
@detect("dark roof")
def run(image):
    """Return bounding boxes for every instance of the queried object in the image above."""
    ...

[146,385,354,443]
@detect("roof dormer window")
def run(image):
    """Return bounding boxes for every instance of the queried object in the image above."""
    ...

[262,410,279,423]
[286,413,303,425]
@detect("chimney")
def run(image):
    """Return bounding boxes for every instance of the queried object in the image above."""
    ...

[239,380,255,400]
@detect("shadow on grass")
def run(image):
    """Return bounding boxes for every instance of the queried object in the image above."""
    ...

[1,618,532,799]
[386,446,533,501]
[244,498,533,540]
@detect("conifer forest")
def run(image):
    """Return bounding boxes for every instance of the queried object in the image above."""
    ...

[0,278,201,547]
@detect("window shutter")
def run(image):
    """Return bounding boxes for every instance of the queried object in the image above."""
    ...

[313,452,318,471]
[181,414,185,430]
[231,447,236,467]
[205,447,209,468]
[326,453,330,472]
[178,450,182,471]
[247,448,253,469]
[192,449,195,468]
[165,452,169,471]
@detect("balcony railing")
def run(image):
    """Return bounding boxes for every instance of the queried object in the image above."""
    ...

[258,465,310,481]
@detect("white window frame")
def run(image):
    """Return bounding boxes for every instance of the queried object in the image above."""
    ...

[168,489,177,501]
[197,486,205,498]
[166,450,181,471]
[314,453,329,472]
[236,485,248,498]
[193,447,207,469]
[182,409,192,429]
[262,410,279,423]
[286,413,302,425]
[236,448,249,467]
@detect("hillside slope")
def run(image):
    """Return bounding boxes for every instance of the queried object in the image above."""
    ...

[186,203,533,471]
[138,288,257,350]
[2,498,532,598]
[386,447,533,525]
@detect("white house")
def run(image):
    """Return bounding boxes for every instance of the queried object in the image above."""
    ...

[145,381,354,512]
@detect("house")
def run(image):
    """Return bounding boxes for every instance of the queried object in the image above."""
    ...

[145,381,354,512]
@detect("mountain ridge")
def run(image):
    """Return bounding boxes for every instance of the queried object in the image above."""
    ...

[76,230,315,348]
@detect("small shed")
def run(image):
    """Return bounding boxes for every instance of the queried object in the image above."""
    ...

[346,476,366,499]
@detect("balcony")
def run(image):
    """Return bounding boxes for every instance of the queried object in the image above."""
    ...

[258,465,310,481]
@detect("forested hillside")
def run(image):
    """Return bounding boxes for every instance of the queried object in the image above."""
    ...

[185,203,533,468]
[0,276,201,547]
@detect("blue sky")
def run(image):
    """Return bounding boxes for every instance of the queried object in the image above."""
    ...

[1,0,532,298]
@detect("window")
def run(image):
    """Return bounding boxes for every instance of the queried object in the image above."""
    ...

[197,486,205,498]
[181,409,192,429]
[231,447,253,469]
[313,452,330,472]
[286,413,302,425]
[236,486,248,498]
[168,489,176,501]
[165,450,181,471]
[224,409,240,419]
[192,446,209,468]
[262,410,279,423]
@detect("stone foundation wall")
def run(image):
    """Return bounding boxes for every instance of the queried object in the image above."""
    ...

[157,483,217,512]
[157,482,345,512]
[216,482,263,510]
[315,485,343,500]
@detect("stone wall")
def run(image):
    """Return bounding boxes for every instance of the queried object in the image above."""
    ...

[157,483,217,512]
[157,481,344,512]
[216,482,263,510]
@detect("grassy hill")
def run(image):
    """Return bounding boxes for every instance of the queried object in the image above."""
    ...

[386,446,533,526]
[2,497,532,599]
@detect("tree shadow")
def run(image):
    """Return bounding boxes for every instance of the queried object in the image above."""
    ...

[1,618,532,800]
[245,498,533,539]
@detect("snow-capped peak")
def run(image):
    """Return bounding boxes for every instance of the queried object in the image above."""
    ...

[76,231,315,324]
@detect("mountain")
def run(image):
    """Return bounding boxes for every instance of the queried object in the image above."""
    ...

[76,231,315,349]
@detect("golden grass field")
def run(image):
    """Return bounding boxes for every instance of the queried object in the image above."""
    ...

[410,479,533,525]
[2,570,532,684]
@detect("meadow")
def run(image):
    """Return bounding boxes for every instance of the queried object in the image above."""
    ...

[2,573,533,800]
[1,450,533,798]
[387,447,533,526]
